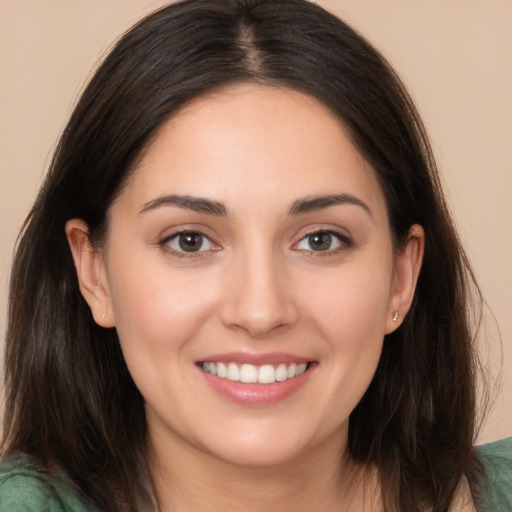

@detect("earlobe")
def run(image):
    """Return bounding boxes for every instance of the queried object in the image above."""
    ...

[65,219,115,328]
[385,224,425,334]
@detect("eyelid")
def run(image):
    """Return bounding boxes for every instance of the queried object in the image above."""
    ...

[158,227,220,258]
[155,224,353,259]
[292,227,353,254]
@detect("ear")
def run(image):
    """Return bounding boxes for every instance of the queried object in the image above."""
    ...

[385,224,425,334]
[65,219,115,327]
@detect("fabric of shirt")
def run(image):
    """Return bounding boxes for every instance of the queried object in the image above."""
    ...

[476,437,512,511]
[1,438,511,511]
[0,455,90,511]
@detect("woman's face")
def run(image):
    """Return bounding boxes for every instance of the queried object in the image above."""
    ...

[71,84,422,467]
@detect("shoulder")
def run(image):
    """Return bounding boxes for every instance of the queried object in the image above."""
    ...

[0,454,92,511]
[476,437,512,511]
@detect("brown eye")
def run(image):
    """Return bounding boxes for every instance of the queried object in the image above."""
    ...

[307,232,333,251]
[295,229,352,253]
[178,233,204,252]
[164,231,214,254]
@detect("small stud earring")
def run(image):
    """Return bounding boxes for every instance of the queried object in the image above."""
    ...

[392,311,399,322]
[102,305,107,319]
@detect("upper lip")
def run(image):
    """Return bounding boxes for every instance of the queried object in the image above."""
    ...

[197,352,313,366]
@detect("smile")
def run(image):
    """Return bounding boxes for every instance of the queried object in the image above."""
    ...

[201,361,309,384]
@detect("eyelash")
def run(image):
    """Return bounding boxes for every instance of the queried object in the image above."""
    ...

[158,230,217,259]
[158,228,353,259]
[293,229,353,256]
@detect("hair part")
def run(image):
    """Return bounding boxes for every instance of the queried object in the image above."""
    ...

[2,1,486,510]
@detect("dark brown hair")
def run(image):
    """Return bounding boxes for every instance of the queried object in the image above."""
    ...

[2,0,485,510]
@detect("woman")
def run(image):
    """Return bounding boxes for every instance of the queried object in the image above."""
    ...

[1,0,510,510]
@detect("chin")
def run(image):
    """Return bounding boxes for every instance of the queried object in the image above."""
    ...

[195,417,342,469]
[208,439,309,468]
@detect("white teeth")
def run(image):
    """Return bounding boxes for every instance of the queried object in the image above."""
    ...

[240,364,258,383]
[287,363,297,378]
[275,363,288,382]
[217,362,227,378]
[227,362,240,381]
[296,363,307,375]
[257,365,276,384]
[201,361,309,384]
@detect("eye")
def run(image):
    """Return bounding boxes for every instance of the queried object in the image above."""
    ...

[163,231,214,254]
[295,230,351,253]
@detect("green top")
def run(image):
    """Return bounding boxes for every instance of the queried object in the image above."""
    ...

[476,437,512,511]
[0,455,91,511]
[1,439,511,511]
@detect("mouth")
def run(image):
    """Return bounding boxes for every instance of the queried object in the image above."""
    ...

[199,361,310,384]
[196,354,316,406]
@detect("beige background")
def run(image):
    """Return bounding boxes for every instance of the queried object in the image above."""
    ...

[1,0,511,443]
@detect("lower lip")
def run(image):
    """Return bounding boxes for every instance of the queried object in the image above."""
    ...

[198,364,314,406]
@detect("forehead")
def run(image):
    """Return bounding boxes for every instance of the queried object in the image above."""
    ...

[116,84,387,217]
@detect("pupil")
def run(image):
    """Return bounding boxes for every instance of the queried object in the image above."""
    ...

[179,233,202,252]
[309,233,331,251]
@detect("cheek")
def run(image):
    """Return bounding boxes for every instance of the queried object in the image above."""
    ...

[299,254,393,398]
[308,290,388,422]
[106,253,218,355]
[304,257,393,341]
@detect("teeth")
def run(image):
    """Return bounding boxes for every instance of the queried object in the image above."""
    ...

[296,363,307,375]
[258,365,275,384]
[227,362,240,381]
[201,361,309,384]
[275,363,288,382]
[217,362,227,378]
[240,364,258,383]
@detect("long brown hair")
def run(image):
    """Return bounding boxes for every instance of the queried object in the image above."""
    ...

[2,1,486,510]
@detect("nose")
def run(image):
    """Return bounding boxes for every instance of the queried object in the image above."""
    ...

[219,250,299,338]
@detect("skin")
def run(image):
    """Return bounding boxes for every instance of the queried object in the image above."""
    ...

[67,84,425,511]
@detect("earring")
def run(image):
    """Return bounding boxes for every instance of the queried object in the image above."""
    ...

[392,311,399,322]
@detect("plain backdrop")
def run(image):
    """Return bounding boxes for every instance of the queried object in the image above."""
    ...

[1,0,511,442]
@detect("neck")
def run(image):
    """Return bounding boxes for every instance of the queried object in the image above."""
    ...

[149,427,378,512]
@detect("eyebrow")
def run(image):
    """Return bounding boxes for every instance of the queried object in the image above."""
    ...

[139,194,227,216]
[139,192,371,218]
[288,194,372,217]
